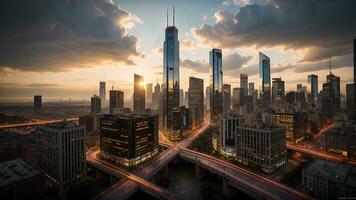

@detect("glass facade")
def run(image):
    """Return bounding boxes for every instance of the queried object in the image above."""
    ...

[259,52,271,108]
[210,48,223,124]
[188,77,204,129]
[133,73,145,113]
[307,74,318,103]
[163,26,180,133]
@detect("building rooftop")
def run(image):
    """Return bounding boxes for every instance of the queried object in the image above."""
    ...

[304,159,356,187]
[0,158,41,188]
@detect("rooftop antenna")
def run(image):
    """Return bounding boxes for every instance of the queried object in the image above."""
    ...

[166,8,169,27]
[329,58,332,75]
[212,40,214,49]
[112,84,114,90]
[173,5,175,27]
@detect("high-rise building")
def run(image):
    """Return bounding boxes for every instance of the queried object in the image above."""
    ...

[297,84,303,92]
[272,78,285,104]
[34,95,42,112]
[248,82,255,96]
[286,91,296,105]
[205,86,211,109]
[219,114,244,156]
[346,83,354,116]
[188,77,204,128]
[240,74,248,97]
[179,89,184,106]
[232,87,244,109]
[236,124,286,173]
[272,112,307,144]
[109,90,124,114]
[134,73,145,113]
[162,9,180,135]
[327,73,340,112]
[302,159,356,200]
[354,39,356,121]
[99,81,106,108]
[259,52,271,108]
[152,83,162,112]
[307,74,318,103]
[146,83,153,108]
[223,84,231,114]
[100,113,159,169]
[35,122,86,191]
[91,95,101,113]
[321,82,334,120]
[210,48,223,125]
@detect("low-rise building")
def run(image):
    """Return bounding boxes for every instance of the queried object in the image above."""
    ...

[272,112,307,144]
[219,114,244,157]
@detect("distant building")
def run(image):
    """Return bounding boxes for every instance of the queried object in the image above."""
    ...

[33,95,42,112]
[272,112,307,144]
[35,122,86,191]
[321,82,335,120]
[286,91,296,105]
[179,89,184,106]
[232,87,244,109]
[100,114,159,168]
[219,114,244,156]
[346,83,354,116]
[223,84,231,114]
[133,73,145,113]
[307,74,318,103]
[272,78,285,105]
[259,52,271,108]
[248,82,254,96]
[152,83,162,113]
[99,81,106,108]
[327,73,340,112]
[79,115,94,134]
[146,83,153,108]
[240,74,248,97]
[302,159,356,200]
[0,159,44,200]
[91,94,101,113]
[210,48,223,125]
[188,77,204,129]
[109,90,124,114]
[205,86,211,109]
[236,124,286,173]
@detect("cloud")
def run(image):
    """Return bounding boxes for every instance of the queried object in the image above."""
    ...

[295,54,352,73]
[0,82,59,88]
[181,39,196,49]
[0,0,142,72]
[193,0,356,60]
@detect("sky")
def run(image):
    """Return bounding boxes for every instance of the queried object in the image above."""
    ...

[0,0,355,101]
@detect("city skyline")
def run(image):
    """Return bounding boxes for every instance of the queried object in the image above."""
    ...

[1,0,356,101]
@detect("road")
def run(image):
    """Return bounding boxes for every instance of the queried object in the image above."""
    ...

[0,117,79,129]
[92,119,210,200]
[314,123,334,138]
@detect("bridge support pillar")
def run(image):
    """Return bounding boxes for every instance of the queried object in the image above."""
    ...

[195,163,205,179]
[223,177,232,198]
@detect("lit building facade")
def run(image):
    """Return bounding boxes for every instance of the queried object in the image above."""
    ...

[109,90,124,114]
[146,83,153,108]
[272,112,307,144]
[307,74,318,104]
[210,48,223,125]
[272,78,285,104]
[99,81,106,108]
[100,114,159,169]
[188,77,204,129]
[219,114,244,156]
[259,52,271,108]
[133,73,145,113]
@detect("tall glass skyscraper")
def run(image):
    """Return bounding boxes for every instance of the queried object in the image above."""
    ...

[134,73,145,113]
[259,52,271,108]
[162,10,180,134]
[307,74,318,103]
[210,48,223,124]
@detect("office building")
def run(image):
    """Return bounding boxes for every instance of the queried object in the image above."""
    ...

[327,73,340,112]
[205,86,211,109]
[272,78,285,104]
[0,159,44,200]
[240,74,248,97]
[162,10,180,137]
[346,83,354,116]
[133,73,145,113]
[146,83,153,108]
[307,74,318,103]
[236,124,286,173]
[223,84,231,114]
[100,114,159,168]
[219,114,244,156]
[259,52,271,108]
[34,95,42,112]
[302,159,356,200]
[35,122,86,191]
[286,91,296,105]
[248,82,254,96]
[99,81,106,108]
[91,94,101,113]
[152,83,162,112]
[179,89,184,106]
[321,82,335,120]
[188,77,204,129]
[324,125,356,159]
[354,39,356,121]
[210,48,223,125]
[232,87,244,109]
[109,90,124,114]
[272,112,307,144]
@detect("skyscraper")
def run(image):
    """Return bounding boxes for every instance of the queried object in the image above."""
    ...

[188,77,204,128]
[133,73,145,113]
[327,73,340,112]
[346,83,354,116]
[240,74,248,97]
[179,89,184,106]
[272,78,285,103]
[99,81,106,108]
[35,122,86,191]
[91,94,101,113]
[205,86,211,109]
[146,83,153,108]
[307,74,318,103]
[321,82,334,119]
[232,87,244,109]
[109,90,124,113]
[152,83,162,112]
[210,48,223,124]
[223,84,231,114]
[248,82,254,96]
[354,39,356,120]
[162,8,180,134]
[34,95,42,112]
[259,52,271,108]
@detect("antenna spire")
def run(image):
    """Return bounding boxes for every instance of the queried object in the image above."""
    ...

[329,58,332,75]
[166,8,168,27]
[173,5,175,26]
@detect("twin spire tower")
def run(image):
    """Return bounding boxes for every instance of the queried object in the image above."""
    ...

[166,6,175,27]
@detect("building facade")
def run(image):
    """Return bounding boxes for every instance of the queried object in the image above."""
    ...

[133,73,145,113]
[346,83,354,116]
[34,95,42,112]
[272,78,285,104]
[91,94,101,113]
[146,83,153,109]
[259,52,271,108]
[272,112,307,144]
[109,90,124,114]
[240,74,248,97]
[223,84,231,114]
[219,114,244,156]
[99,81,106,108]
[188,77,204,129]
[210,48,223,125]
[307,74,318,104]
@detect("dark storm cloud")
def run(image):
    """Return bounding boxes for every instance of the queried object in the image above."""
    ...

[193,0,356,63]
[0,0,141,72]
